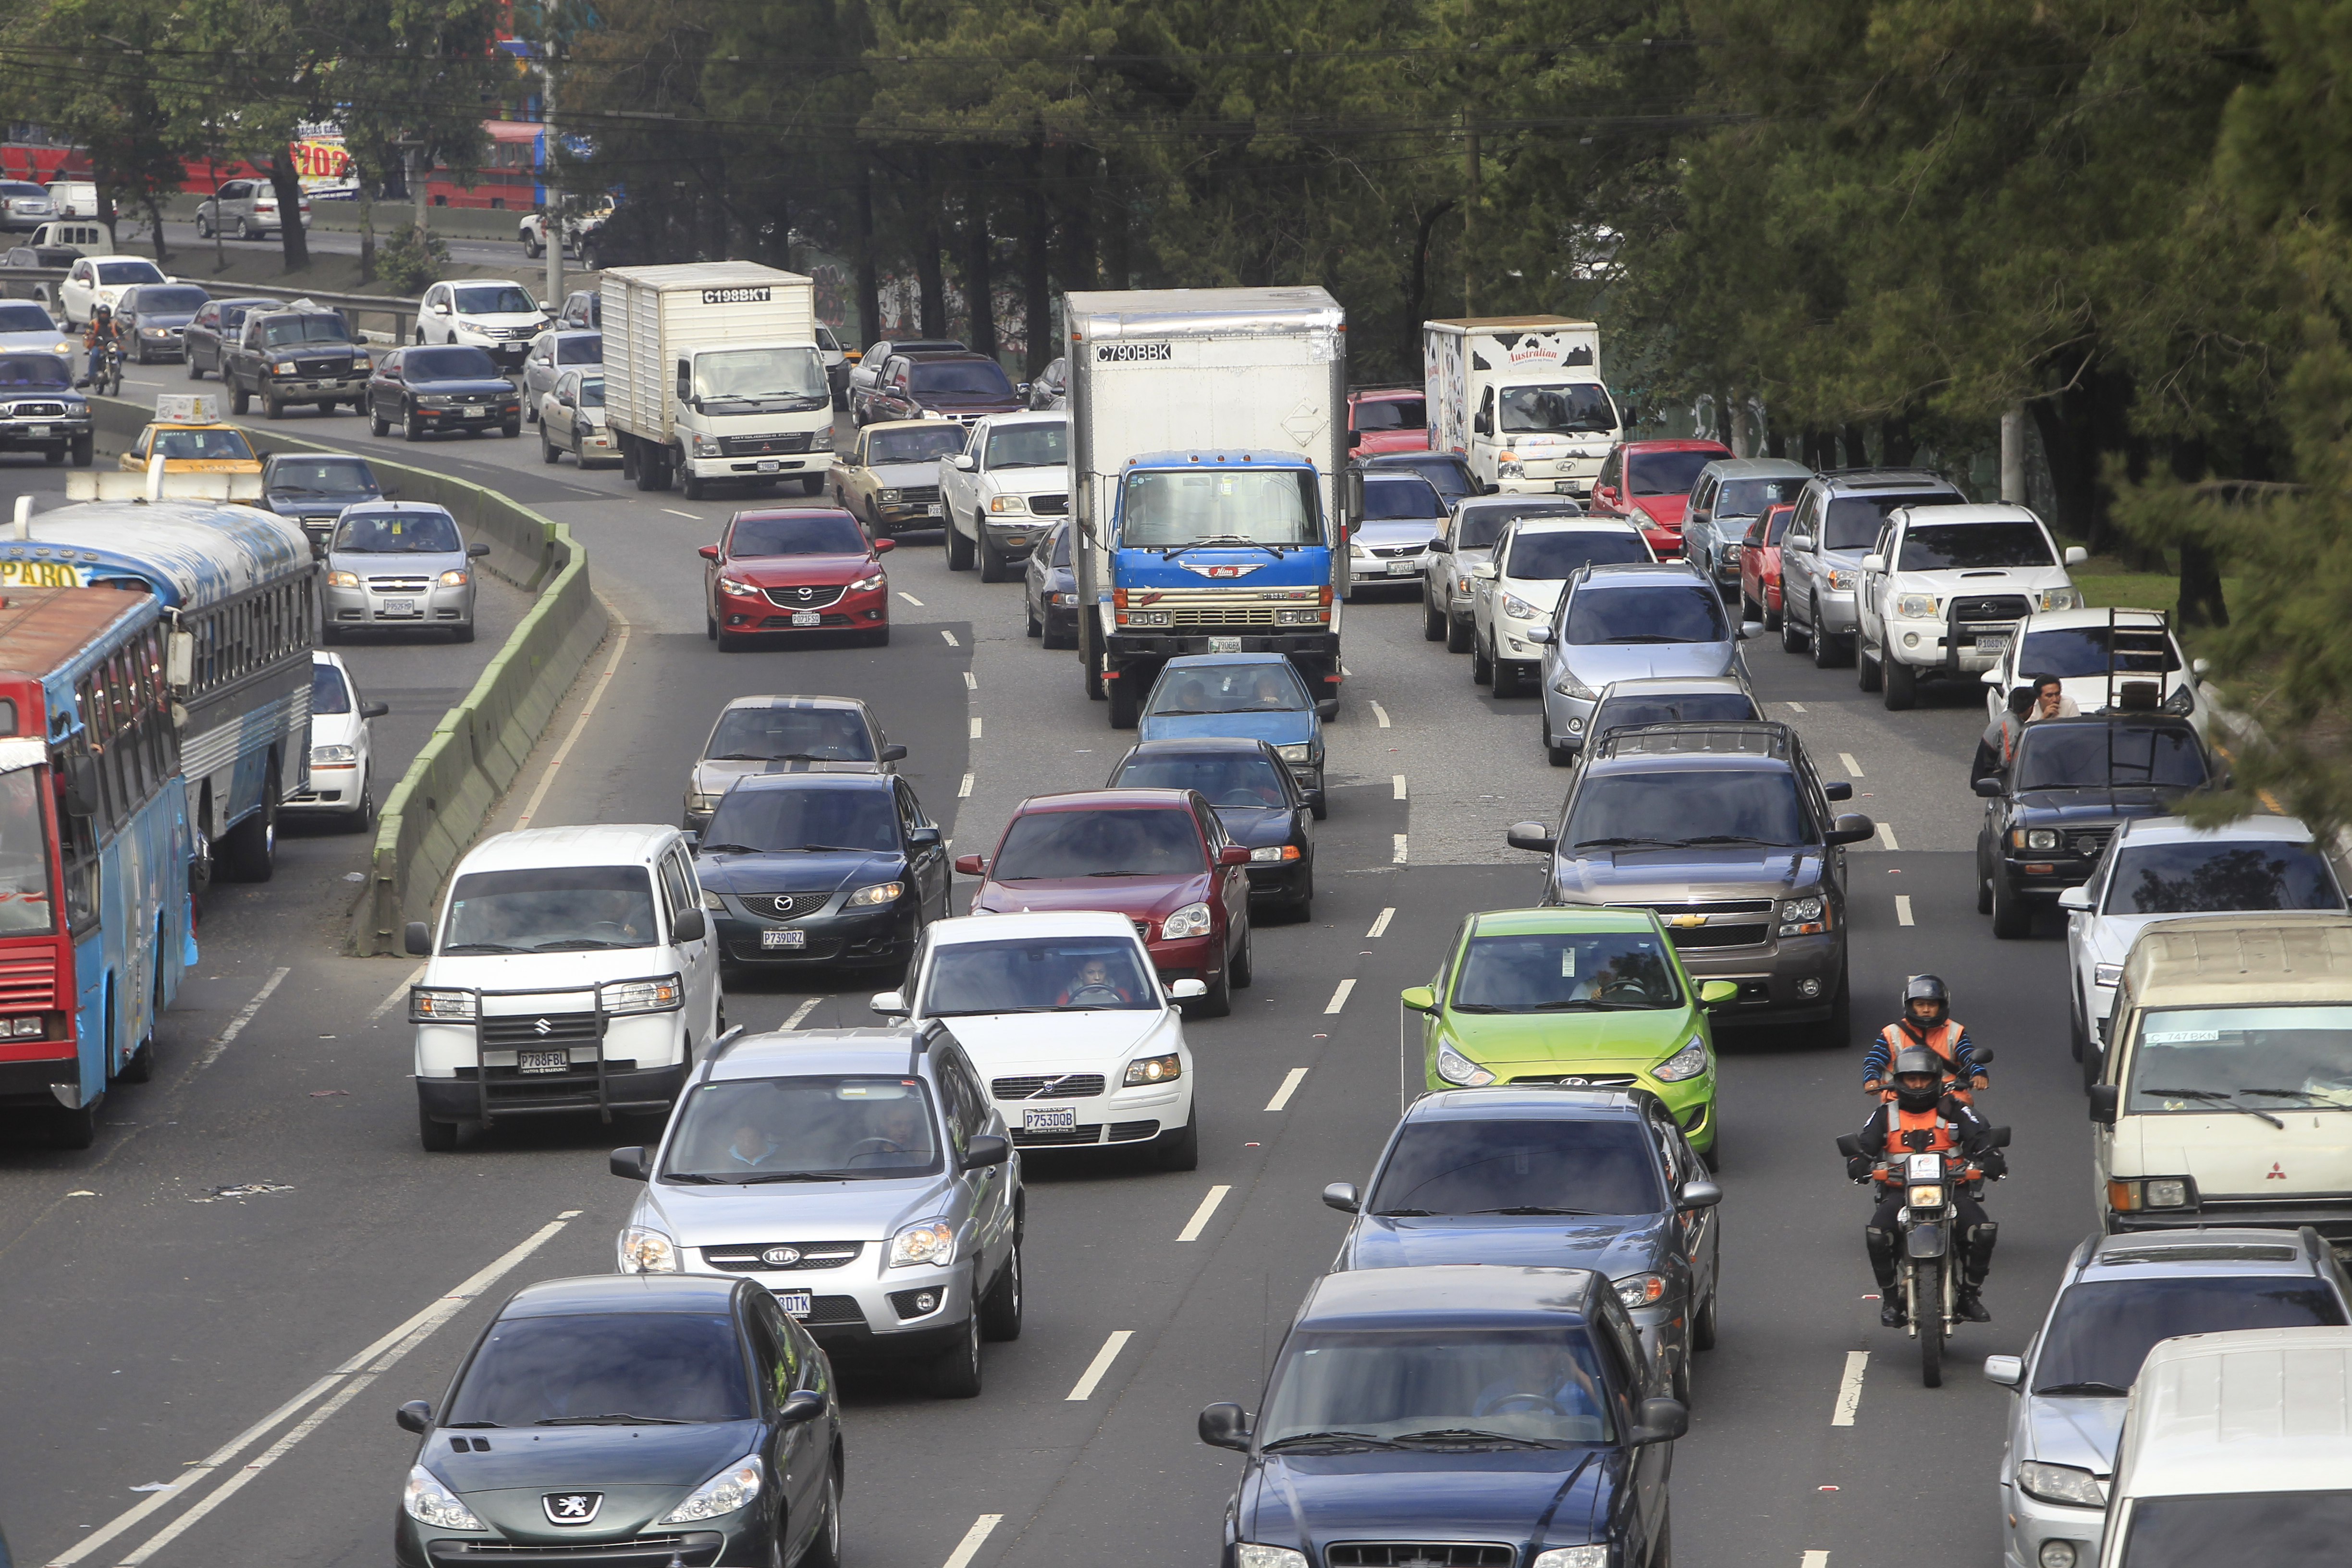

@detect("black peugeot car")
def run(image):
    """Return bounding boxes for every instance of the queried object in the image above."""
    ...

[693,771,951,972]
[366,344,523,441]
[392,1274,843,1568]
[1976,713,2213,938]
[1200,1264,1685,1568]
[1105,737,1315,917]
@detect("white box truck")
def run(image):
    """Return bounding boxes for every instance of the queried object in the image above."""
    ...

[599,261,834,499]
[1423,315,1620,497]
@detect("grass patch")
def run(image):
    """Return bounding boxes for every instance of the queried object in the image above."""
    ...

[2063,553,2242,621]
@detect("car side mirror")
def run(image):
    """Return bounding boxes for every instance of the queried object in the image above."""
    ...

[537,299,552,314]
[1322,1181,1360,1213]
[880,743,907,761]
[1824,781,1853,802]
[1983,1355,2023,1389]
[361,700,389,719]
[466,542,490,558]
[953,854,987,876]
[431,301,450,315]
[870,991,908,1017]
[1427,537,1450,553]
[670,907,705,943]
[1787,533,1813,552]
[1676,1177,1723,1209]
[1825,813,1876,846]
[1973,776,2004,797]
[778,1387,826,1425]
[950,453,975,470]
[2058,885,2093,912]
[395,1400,433,1434]
[2063,545,2088,566]
[608,1145,650,1180]
[404,920,432,956]
[2089,1084,2119,1126]
[1217,843,1251,867]
[874,537,896,553]
[1697,980,1738,1009]
[1861,552,1885,573]
[698,544,720,561]
[1523,624,1554,645]
[1506,821,1557,853]
[963,1133,1011,1168]
[907,825,942,847]
[1169,978,1207,999]
[1399,985,1436,1014]
[1980,668,2004,686]
[1631,1396,1689,1446]
[1198,1402,1252,1452]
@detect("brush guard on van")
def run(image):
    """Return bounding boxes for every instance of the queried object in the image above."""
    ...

[412,976,684,1127]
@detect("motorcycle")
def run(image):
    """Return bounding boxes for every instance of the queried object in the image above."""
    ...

[80,339,123,397]
[1838,1126,2011,1387]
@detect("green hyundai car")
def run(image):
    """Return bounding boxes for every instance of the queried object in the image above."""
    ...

[1401,906,1735,1155]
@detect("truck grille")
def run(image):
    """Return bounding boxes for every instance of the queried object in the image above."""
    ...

[293,356,350,377]
[893,485,941,507]
[479,1011,601,1049]
[1627,899,1773,950]
[763,583,846,609]
[1950,594,2032,622]
[2064,826,2114,858]
[7,401,66,419]
[993,1073,1106,1101]
[719,432,813,457]
[1029,493,1067,515]
[701,1241,863,1272]
[1173,607,1281,626]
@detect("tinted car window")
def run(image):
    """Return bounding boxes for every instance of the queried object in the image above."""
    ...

[1148,663,1309,715]
[310,661,352,715]
[0,302,53,331]
[404,345,501,380]
[664,1074,942,1180]
[867,425,968,465]
[1113,751,1291,807]
[705,707,873,762]
[1361,475,1446,520]
[1370,1118,1667,1216]
[702,785,899,853]
[94,259,162,285]
[575,378,605,407]
[1457,504,1579,551]
[1629,451,1721,496]
[445,1311,753,1426]
[1260,1328,1615,1446]
[1567,768,1811,847]
[335,511,461,552]
[729,513,868,556]
[1564,584,1727,645]
[1355,396,1424,430]
[1821,490,1962,551]
[557,332,602,365]
[1051,525,1072,567]
[2012,725,2208,791]
[1590,692,1759,733]
[1715,478,1803,517]
[270,457,378,495]
[2016,625,2180,678]
[1896,522,2054,570]
[1507,530,1649,579]
[1380,456,1473,502]
[921,937,1157,1015]
[443,865,659,953]
[2103,841,2344,915]
[453,284,537,314]
[135,286,208,313]
[1451,930,1682,1011]
[985,423,1065,467]
[261,314,352,346]
[0,354,70,389]
[2032,1276,2344,1394]
[1499,382,1616,435]
[991,808,1203,879]
[910,359,1015,395]
[2116,1491,2352,1568]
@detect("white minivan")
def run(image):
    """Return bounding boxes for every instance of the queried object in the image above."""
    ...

[407,824,723,1151]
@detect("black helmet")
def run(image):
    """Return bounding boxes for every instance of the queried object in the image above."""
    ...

[1902,973,1949,1030]
[1892,1045,1944,1111]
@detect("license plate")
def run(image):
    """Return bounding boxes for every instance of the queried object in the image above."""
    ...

[925,503,943,517]
[791,611,821,627]
[1022,1106,1078,1131]
[1207,636,1241,653]
[776,1291,812,1316]
[1974,634,2011,656]
[517,1049,567,1074]
[23,424,45,437]
[762,928,807,948]
[380,598,416,616]
[1554,480,1576,493]
[1385,558,1419,576]
[757,460,780,473]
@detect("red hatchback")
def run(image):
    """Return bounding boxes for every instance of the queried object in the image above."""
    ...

[956,788,1254,1017]
[1739,502,1797,628]
[1589,438,1733,558]
[699,507,893,651]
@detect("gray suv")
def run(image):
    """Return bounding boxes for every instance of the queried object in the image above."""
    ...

[321,502,488,643]
[610,1022,1025,1398]
[1777,467,1966,667]
[1507,721,1875,1038]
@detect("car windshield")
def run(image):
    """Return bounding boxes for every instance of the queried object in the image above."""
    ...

[574,377,605,408]
[153,428,254,461]
[985,423,1065,468]
[2011,725,2209,791]
[2118,1492,2352,1568]
[990,808,1203,879]
[2103,841,2343,915]
[1498,382,1617,435]
[921,936,1158,1015]
[692,346,828,403]
[1451,930,1683,1012]
[261,314,348,346]
[1362,476,1447,520]
[728,513,868,556]
[1113,751,1292,808]
[701,786,898,854]
[1355,396,1425,430]
[269,458,377,495]
[909,359,1014,396]
[135,286,207,314]
[0,353,70,389]
[2017,625,2181,678]
[95,260,161,285]
[335,511,461,552]
[1381,457,1473,502]
[1369,1117,1666,1216]
[1564,584,1728,645]
[868,425,969,466]
[1591,693,1759,734]
[662,1074,943,1181]
[443,1311,753,1427]
[1260,1327,1615,1447]
[1897,522,2054,570]
[0,766,56,935]
[2126,1004,2352,1113]
[1147,662,1309,716]
[1821,490,1961,551]
[1120,468,1320,548]
[1566,768,1811,848]
[0,303,53,332]
[1457,504,1579,551]
[441,865,659,953]
[2032,1276,2343,1395]
[1715,478,1803,518]
[310,661,352,716]
[453,285,536,315]
[557,332,602,365]
[704,706,873,763]
[405,346,500,380]
[1629,450,1724,496]
[1508,529,1650,579]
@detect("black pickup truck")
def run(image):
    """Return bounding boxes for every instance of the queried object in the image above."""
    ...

[223,305,371,419]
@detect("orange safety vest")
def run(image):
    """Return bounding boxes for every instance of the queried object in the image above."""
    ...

[1880,1018,1968,1074]
[1886,1103,1959,1159]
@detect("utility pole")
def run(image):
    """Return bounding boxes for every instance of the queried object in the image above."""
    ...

[1460,0,1479,316]
[2000,404,2025,502]
[541,7,563,307]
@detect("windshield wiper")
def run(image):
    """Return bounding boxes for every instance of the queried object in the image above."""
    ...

[530,938,637,951]
[2240,1087,2341,1104]
[440,942,527,955]
[2141,1087,2285,1128]
[710,751,818,761]
[1082,869,1152,877]
[1521,999,1651,1012]
[789,844,881,854]
[441,1421,504,1428]
[1372,1207,1433,1217]
[925,1005,1073,1017]
[1600,635,1690,644]
[1149,534,1297,557]
[1466,1206,1596,1216]
[2033,1381,2130,1397]
[696,843,765,855]
[1572,837,1682,850]
[659,1172,733,1184]
[723,1171,843,1184]
[1390,1428,1561,1449]
[536,1414,693,1426]
[1260,1431,1400,1452]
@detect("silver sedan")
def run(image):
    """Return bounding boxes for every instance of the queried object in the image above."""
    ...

[321,502,490,644]
[538,369,616,467]
[520,328,601,422]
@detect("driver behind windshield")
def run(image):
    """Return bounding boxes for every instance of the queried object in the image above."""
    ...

[1451,932,1679,1011]
[441,866,659,953]
[919,939,1156,1014]
[1061,955,1136,1006]
[663,1076,942,1181]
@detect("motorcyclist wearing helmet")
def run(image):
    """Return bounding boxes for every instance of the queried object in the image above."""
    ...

[1862,973,1985,1102]
[83,304,122,386]
[1849,1045,2004,1326]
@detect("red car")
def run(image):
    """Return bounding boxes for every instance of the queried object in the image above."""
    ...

[1739,502,1797,628]
[1348,388,1430,455]
[956,787,1254,1017]
[1589,438,1733,557]
[698,507,893,651]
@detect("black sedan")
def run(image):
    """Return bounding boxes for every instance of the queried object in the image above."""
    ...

[693,771,950,972]
[1199,1264,1684,1568]
[392,1274,843,1568]
[1023,519,1078,649]
[366,344,522,441]
[1105,737,1313,916]
[1361,449,1485,506]
[184,295,280,380]
[115,282,209,364]
[261,451,387,551]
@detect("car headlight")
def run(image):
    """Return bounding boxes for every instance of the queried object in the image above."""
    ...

[1826,567,1859,591]
[1162,901,1213,939]
[888,1218,955,1268]
[403,1466,486,1531]
[1498,459,1525,479]
[880,488,903,503]
[1502,594,1541,621]
[1778,894,1833,936]
[2162,682,2195,715]
[2107,1176,2194,1212]
[814,425,834,450]
[1614,1273,1668,1310]
[409,988,474,1021]
[1250,845,1300,863]
[2093,962,2123,987]
[327,569,359,588]
[1052,591,1079,606]
[618,1225,679,1273]
[702,888,725,910]
[601,974,683,1014]
[1531,1549,1610,1568]
[845,881,903,906]
[145,326,172,338]
[438,569,469,587]
[849,571,884,593]
[989,494,1029,514]
[310,743,356,765]
[2019,828,2061,851]
[2016,1461,2106,1508]
[657,1457,764,1524]
[267,355,297,369]
[1551,670,1596,699]
[1653,1034,1710,1082]
[352,354,372,370]
[1274,743,1312,763]
[2036,586,2082,612]
[717,576,761,597]
[1434,1041,1495,1087]
[1124,1053,1182,1086]
[1895,593,1937,618]
[1237,1549,1310,1568]
[2144,1178,2189,1207]
[414,394,453,407]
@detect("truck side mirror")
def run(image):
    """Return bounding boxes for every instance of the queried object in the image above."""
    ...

[2089,1084,2119,1125]
[1346,427,1362,449]
[1973,776,2004,797]
[404,920,431,956]
[1343,468,1364,528]
[1473,413,1491,436]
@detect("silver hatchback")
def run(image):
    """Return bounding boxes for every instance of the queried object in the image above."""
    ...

[1531,563,1752,758]
[321,502,488,643]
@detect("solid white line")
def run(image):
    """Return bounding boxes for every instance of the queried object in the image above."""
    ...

[940,1514,1004,1568]
[898,591,925,607]
[958,772,975,798]
[969,716,983,738]
[1392,774,1407,800]
[1392,833,1408,864]
[963,670,976,689]
[1176,1185,1232,1242]
[514,591,632,830]
[1895,895,1915,927]
[1325,978,1356,1014]
[941,629,960,647]
[661,507,697,519]
[1371,700,1392,728]
[1367,907,1395,939]
[783,998,821,1029]
[1265,1067,1309,1111]
[1877,821,1900,851]
[365,964,426,1022]
[1838,752,1864,777]
[1831,1350,1868,1426]
[1064,1330,1134,1400]
[191,968,291,1073]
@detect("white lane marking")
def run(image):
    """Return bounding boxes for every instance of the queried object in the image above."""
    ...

[192,968,291,1073]
[1367,907,1395,939]
[1265,1068,1309,1111]
[1786,701,1807,713]
[1324,978,1356,1015]
[783,998,821,1029]
[1064,1330,1135,1400]
[1371,700,1392,728]
[514,590,632,830]
[1392,833,1409,864]
[958,772,975,798]
[1877,821,1900,851]
[941,629,960,647]
[1392,774,1407,800]
[940,1514,1004,1568]
[1176,1185,1232,1243]
[969,716,983,738]
[1895,895,1915,927]
[366,964,426,1021]
[1831,1350,1868,1426]
[661,508,697,519]
[1801,1555,1830,1568]
[963,669,976,689]
[899,591,925,607]
[1839,751,1864,777]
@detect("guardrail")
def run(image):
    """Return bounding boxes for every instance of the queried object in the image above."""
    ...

[5,264,421,343]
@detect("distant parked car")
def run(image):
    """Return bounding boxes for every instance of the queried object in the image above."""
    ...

[194,178,310,239]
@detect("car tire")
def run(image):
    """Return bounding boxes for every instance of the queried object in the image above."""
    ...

[1883,655,1917,710]
[340,783,374,833]
[404,406,426,442]
[1977,857,1994,915]
[1422,594,1447,640]
[451,622,475,645]
[187,354,203,380]
[196,212,213,239]
[1085,648,1106,700]
[48,1099,98,1150]
[1309,788,1327,822]
[1692,1287,1719,1352]
[979,1244,1023,1342]
[929,1309,983,1399]
[706,607,718,641]
[500,420,519,439]
[69,433,91,467]
[262,391,282,420]
[524,399,536,424]
[1740,588,1761,625]
[800,473,824,497]
[1811,617,1846,668]
[234,216,252,240]
[2069,981,2087,1064]
[1445,610,1472,654]
[1192,956,1233,1019]
[1825,962,1851,1049]
[43,445,60,466]
[717,627,747,653]
[1857,643,1882,693]
[230,382,251,416]
[1543,712,1574,767]
[417,1100,459,1152]
[1492,657,1523,698]
[1024,598,1042,638]
[1230,922,1254,989]
[369,406,389,437]
[1990,870,2031,939]
[1470,633,1494,686]
[681,473,705,501]
[1289,860,1315,919]
[1780,602,1808,654]
[979,541,1009,583]
[541,429,559,465]
[1651,1505,1673,1568]
[132,338,147,365]
[946,516,975,571]
[1154,1107,1200,1171]
[865,624,890,648]
[215,785,277,883]
[800,1471,844,1568]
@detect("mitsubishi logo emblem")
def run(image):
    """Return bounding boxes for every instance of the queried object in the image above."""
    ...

[2267,1163,2287,1180]
[532,1017,553,1035]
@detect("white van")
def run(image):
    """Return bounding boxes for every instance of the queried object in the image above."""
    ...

[29,220,115,255]
[2097,1325,2352,1568]
[406,824,723,1151]
[44,182,99,219]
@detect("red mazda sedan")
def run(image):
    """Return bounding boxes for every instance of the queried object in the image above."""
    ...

[956,788,1254,1017]
[1589,438,1733,558]
[699,507,893,651]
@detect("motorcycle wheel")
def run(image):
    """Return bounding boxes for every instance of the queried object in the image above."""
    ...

[1915,1258,1946,1387]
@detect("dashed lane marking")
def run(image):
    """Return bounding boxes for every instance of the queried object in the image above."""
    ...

[941,629,960,647]
[661,508,696,519]
[899,591,925,606]
[1325,978,1356,1014]
[1839,751,1863,777]
[970,716,983,738]
[1266,1068,1309,1111]
[1831,1350,1868,1426]
[1802,1555,1830,1568]
[939,1514,1004,1568]
[193,968,291,1073]
[367,964,426,1021]
[1176,1186,1232,1243]
[963,670,976,689]
[1367,907,1395,939]
[1895,895,1914,926]
[1787,701,1807,713]
[783,998,821,1029]
[1393,833,1409,864]
[1877,821,1900,851]
[1371,701,1392,728]
[959,772,975,798]
[1392,774,1407,800]
[1064,1330,1134,1400]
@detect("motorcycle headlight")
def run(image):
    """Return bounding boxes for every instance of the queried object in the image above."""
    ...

[1434,1041,1495,1087]
[2016,1461,2106,1508]
[1614,1273,1668,1310]
[1502,594,1540,621]
[1908,1184,1946,1207]
[1826,567,1859,592]
[601,974,683,1014]
[1652,1034,1710,1082]
[657,1456,764,1523]
[989,494,1029,514]
[1161,901,1213,940]
[438,569,469,587]
[1895,593,1937,619]
[1124,1053,1182,1086]
[403,1466,486,1531]
[1551,669,1596,699]
[717,576,761,597]
[2036,586,2082,612]
[845,880,903,906]
[849,571,884,593]
[327,569,360,588]
[309,743,356,765]
[409,988,474,1021]
[618,1225,679,1273]
[888,1218,955,1268]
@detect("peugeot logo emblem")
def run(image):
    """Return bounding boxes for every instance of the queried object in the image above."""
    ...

[761,1245,803,1267]
[532,1017,553,1035]
[543,1492,603,1525]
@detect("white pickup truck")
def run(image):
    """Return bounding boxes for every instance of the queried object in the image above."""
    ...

[938,410,1069,580]
[1854,502,2087,710]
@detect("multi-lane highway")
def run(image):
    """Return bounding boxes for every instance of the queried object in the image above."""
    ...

[0,365,2096,1568]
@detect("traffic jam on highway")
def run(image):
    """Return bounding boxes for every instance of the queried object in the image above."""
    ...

[4,257,2350,1568]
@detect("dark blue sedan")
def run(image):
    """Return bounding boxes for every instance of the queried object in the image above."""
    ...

[1138,654,1325,817]
[1107,737,1315,916]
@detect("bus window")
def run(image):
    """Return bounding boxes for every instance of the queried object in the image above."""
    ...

[0,767,53,933]
[0,697,15,735]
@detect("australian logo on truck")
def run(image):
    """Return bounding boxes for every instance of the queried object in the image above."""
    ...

[1096,341,1174,363]
[700,286,772,305]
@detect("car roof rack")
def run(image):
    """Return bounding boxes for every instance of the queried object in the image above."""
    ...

[1589,720,1793,761]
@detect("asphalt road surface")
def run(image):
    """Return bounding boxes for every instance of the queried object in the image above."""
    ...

[0,368,2093,1568]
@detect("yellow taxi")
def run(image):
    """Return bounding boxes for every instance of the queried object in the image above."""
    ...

[117,392,262,475]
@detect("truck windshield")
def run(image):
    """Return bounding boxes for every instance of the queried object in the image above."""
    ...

[1897,522,2054,570]
[2016,625,2180,678]
[985,422,1065,468]
[2126,1004,2352,1114]
[868,424,968,466]
[0,766,56,934]
[1119,468,1320,547]
[692,346,828,406]
[441,865,659,953]
[1499,381,1617,435]
[262,315,351,347]
[0,353,70,389]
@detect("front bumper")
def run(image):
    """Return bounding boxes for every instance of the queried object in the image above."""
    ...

[1540,683,1598,749]
[2002,1477,2105,1568]
[325,581,475,629]
[414,398,521,430]
[259,370,368,406]
[1351,549,1429,582]
[980,518,1045,559]
[1815,587,1860,635]
[455,336,533,369]
[711,898,917,968]
[1142,930,1221,985]
[687,450,834,481]
[995,1078,1189,1152]
[1244,854,1313,901]
[1432,1049,1715,1150]
[2107,1197,2352,1245]
[2000,852,2103,901]
[663,1253,970,1360]
[285,760,361,812]
[715,587,888,636]
[0,414,87,450]
[400,1528,737,1568]
[416,1059,690,1123]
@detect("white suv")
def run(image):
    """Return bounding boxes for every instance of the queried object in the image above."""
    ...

[406,824,723,1150]
[417,278,551,371]
[1469,514,1653,697]
[1854,502,2086,710]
